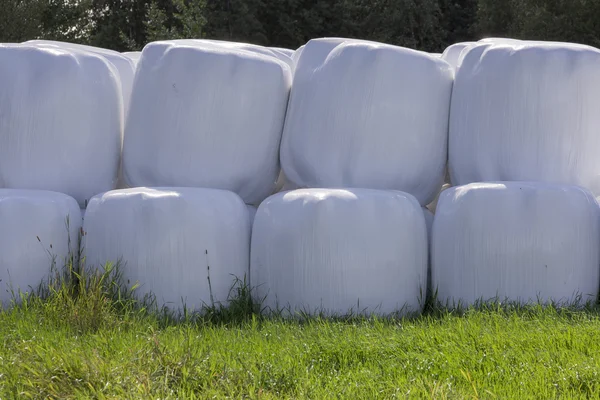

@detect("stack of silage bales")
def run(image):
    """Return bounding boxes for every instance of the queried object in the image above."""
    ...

[251,37,454,316]
[433,38,600,307]
[3,31,599,315]
[83,39,293,311]
[0,42,126,302]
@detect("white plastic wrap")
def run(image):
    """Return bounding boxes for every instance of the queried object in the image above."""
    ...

[292,45,304,64]
[455,43,481,69]
[281,40,454,205]
[270,47,295,58]
[432,182,600,306]
[26,40,135,116]
[441,42,476,68]
[197,39,295,71]
[0,44,122,207]
[82,187,251,311]
[291,38,368,83]
[123,40,292,206]
[450,41,600,196]
[478,37,523,45]
[122,51,141,64]
[251,188,428,316]
[0,189,81,307]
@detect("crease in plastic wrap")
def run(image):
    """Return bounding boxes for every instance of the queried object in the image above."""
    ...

[270,47,295,58]
[251,188,428,316]
[0,44,123,207]
[449,41,600,197]
[441,42,476,69]
[123,40,293,206]
[82,187,251,311]
[25,40,136,117]
[122,51,141,64]
[192,39,295,71]
[432,182,600,306]
[292,45,305,64]
[0,189,81,307]
[247,204,257,227]
[280,39,454,206]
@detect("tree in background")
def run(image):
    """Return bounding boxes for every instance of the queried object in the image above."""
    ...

[146,0,207,42]
[204,0,266,44]
[513,0,600,48]
[354,0,446,52]
[0,0,91,43]
[439,0,478,47]
[2,0,600,53]
[475,0,519,39]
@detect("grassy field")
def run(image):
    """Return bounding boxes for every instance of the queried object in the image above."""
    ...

[1,264,600,399]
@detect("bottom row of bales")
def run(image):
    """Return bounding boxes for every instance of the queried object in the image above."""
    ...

[0,182,598,314]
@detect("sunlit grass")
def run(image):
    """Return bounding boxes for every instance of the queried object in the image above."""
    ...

[1,224,599,398]
[2,269,600,398]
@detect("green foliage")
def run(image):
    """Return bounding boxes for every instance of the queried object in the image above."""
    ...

[204,0,267,44]
[40,0,94,43]
[147,0,207,42]
[3,0,600,52]
[0,0,47,42]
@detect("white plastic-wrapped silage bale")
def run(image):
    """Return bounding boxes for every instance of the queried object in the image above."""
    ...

[82,187,251,310]
[441,41,476,69]
[0,189,81,307]
[281,40,454,206]
[450,41,600,196]
[251,188,428,316]
[26,40,136,117]
[123,41,292,206]
[0,44,122,207]
[432,182,600,306]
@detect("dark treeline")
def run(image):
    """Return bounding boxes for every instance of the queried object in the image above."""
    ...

[2,0,600,52]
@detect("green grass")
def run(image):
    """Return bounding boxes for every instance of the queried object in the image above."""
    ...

[1,227,600,399]
[3,301,600,399]
[2,263,600,399]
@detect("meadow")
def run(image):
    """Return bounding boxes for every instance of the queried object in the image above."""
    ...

[1,262,599,399]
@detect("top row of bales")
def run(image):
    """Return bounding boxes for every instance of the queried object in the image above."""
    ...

[1,36,600,210]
